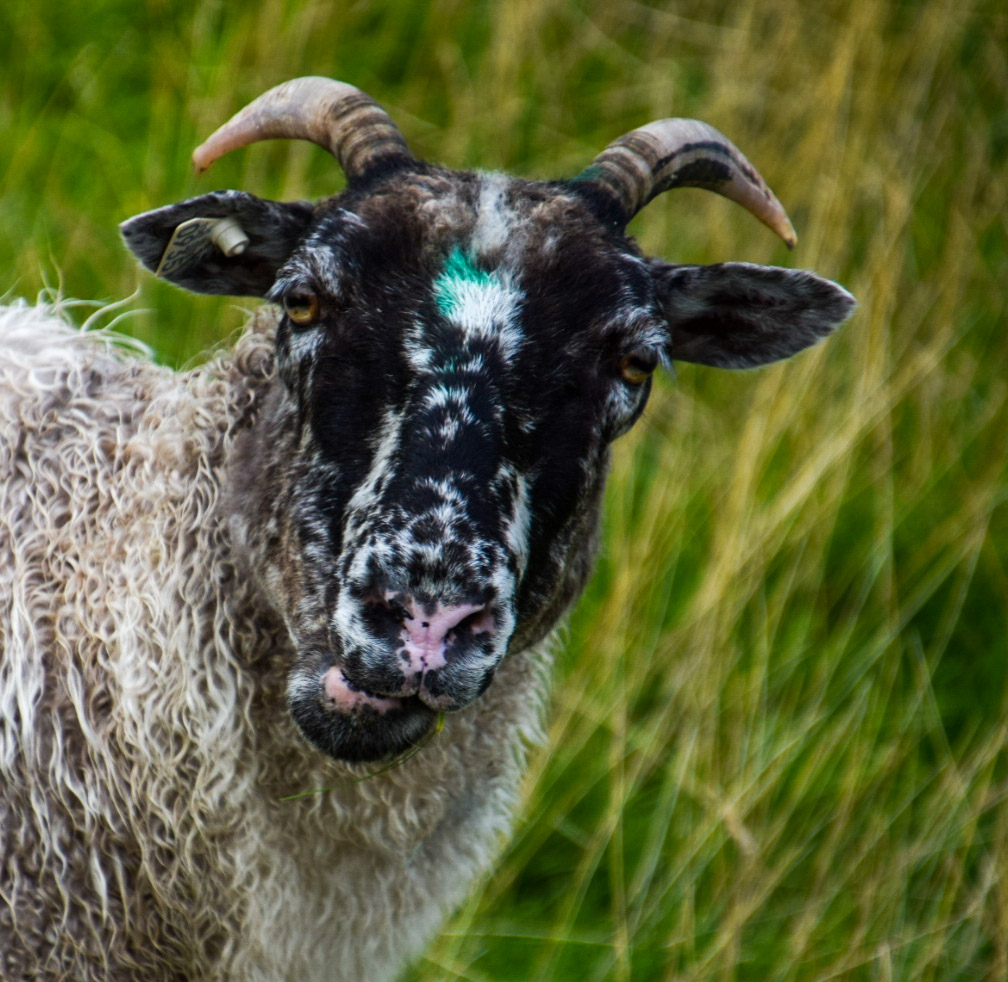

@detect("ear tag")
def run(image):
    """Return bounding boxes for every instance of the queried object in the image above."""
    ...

[155,217,250,279]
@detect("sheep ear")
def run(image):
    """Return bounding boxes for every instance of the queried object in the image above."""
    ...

[653,261,856,369]
[120,191,315,297]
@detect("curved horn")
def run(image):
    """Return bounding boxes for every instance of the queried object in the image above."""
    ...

[192,76,413,183]
[574,119,797,247]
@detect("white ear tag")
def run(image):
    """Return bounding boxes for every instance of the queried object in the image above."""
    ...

[155,217,250,279]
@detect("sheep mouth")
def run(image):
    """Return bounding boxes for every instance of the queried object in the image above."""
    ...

[323,665,405,714]
[288,668,438,763]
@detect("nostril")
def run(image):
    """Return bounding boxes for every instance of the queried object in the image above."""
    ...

[452,605,495,640]
[363,588,401,614]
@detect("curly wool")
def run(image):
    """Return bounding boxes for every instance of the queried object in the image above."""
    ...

[0,302,550,982]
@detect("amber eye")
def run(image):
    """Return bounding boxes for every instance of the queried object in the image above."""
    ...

[283,291,320,327]
[619,348,658,385]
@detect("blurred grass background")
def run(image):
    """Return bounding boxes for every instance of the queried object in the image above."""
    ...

[3,0,1007,979]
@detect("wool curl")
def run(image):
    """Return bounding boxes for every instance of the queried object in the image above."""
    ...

[0,302,551,982]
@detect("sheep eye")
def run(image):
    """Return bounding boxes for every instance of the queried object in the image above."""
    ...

[619,348,657,385]
[283,291,320,327]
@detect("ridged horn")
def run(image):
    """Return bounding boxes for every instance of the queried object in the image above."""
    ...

[192,76,413,182]
[574,118,797,247]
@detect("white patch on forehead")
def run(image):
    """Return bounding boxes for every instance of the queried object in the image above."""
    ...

[433,246,524,360]
[470,173,514,258]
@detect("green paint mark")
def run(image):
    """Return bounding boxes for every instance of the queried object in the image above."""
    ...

[572,163,604,184]
[433,246,497,318]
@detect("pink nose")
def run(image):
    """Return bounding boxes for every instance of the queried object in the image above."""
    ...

[397,597,494,675]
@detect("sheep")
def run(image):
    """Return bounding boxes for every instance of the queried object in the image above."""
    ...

[0,77,855,982]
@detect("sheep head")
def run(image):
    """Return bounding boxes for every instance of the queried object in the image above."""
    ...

[121,78,854,763]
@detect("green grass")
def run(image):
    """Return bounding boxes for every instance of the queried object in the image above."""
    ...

[3,0,1008,979]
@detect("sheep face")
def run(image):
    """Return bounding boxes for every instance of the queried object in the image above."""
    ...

[121,89,854,764]
[274,181,634,711]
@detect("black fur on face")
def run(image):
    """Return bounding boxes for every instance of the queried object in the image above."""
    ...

[228,172,664,760]
[123,163,853,763]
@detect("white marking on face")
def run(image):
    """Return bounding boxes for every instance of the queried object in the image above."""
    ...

[437,417,461,445]
[423,384,471,410]
[404,320,435,373]
[344,406,404,515]
[470,173,513,258]
[502,471,532,571]
[286,326,325,363]
[433,253,524,361]
[418,476,467,507]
